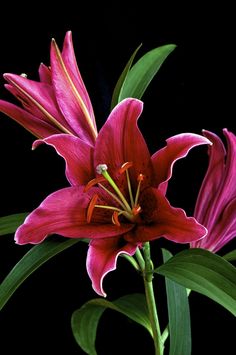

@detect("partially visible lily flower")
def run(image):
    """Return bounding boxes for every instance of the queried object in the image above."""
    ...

[0,31,97,144]
[15,98,211,296]
[191,129,236,253]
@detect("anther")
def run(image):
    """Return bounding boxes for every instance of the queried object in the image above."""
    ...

[119,162,133,174]
[137,173,145,182]
[84,176,106,192]
[87,194,99,223]
[135,174,145,206]
[132,205,142,215]
[112,211,121,227]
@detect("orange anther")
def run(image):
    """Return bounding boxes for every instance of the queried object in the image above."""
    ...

[112,211,121,227]
[137,173,145,182]
[87,194,99,223]
[132,205,142,215]
[119,162,133,174]
[84,176,106,192]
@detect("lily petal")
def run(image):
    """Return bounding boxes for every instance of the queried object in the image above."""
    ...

[61,31,96,128]
[33,134,94,186]
[87,237,137,296]
[15,187,133,245]
[126,188,207,243]
[39,63,52,84]
[50,37,97,144]
[194,130,227,227]
[0,100,60,138]
[211,129,236,223]
[193,197,236,253]
[191,129,236,252]
[94,98,153,187]
[4,73,74,135]
[151,133,212,194]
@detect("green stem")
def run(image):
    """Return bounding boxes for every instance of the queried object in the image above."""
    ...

[161,326,169,344]
[141,243,164,355]
[135,247,145,270]
[121,254,140,271]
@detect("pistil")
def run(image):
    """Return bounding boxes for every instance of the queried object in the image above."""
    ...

[96,164,132,213]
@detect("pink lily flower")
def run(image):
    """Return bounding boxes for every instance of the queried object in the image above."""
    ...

[191,129,236,253]
[15,99,211,296]
[0,31,97,144]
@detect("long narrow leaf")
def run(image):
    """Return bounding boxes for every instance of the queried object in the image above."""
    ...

[162,249,191,355]
[223,250,236,262]
[0,213,28,236]
[71,293,152,355]
[0,237,82,310]
[119,44,176,101]
[156,248,236,316]
[110,44,142,110]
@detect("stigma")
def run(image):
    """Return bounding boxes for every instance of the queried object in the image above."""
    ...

[86,163,144,226]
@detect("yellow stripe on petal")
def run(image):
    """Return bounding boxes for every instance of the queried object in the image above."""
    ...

[51,39,98,140]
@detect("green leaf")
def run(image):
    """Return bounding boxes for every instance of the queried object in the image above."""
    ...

[223,249,236,262]
[0,213,28,236]
[119,44,176,101]
[0,237,83,310]
[71,293,152,355]
[156,248,236,316]
[110,44,142,110]
[162,249,191,355]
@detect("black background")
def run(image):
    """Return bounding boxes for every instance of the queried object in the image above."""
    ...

[0,2,235,354]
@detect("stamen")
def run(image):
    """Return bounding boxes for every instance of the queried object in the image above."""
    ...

[96,164,132,213]
[84,176,106,192]
[135,174,145,206]
[98,183,127,210]
[119,162,133,174]
[94,205,122,213]
[87,194,98,223]
[112,211,121,227]
[132,205,142,215]
[137,173,145,182]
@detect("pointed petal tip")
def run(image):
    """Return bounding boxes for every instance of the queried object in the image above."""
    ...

[32,139,42,150]
[223,127,229,135]
[3,73,10,80]
[65,30,72,38]
[51,38,57,47]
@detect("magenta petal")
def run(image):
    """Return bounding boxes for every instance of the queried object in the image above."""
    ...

[33,134,94,186]
[192,198,236,253]
[94,98,153,186]
[3,73,74,134]
[194,130,227,226]
[61,31,96,128]
[0,100,60,138]
[128,188,207,243]
[192,129,236,252]
[39,63,52,84]
[50,37,97,145]
[87,237,137,296]
[151,133,212,194]
[211,129,236,223]
[15,187,132,245]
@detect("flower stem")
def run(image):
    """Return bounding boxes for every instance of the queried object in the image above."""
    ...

[121,254,140,271]
[137,243,164,355]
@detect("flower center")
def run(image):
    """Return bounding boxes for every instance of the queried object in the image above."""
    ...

[85,163,144,226]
